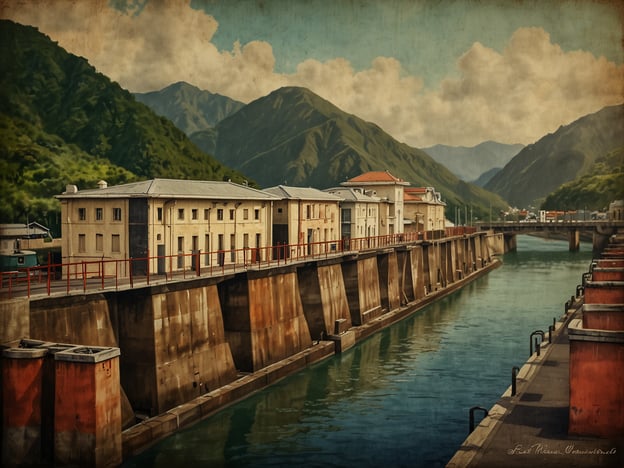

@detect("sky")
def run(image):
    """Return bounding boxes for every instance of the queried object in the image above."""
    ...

[1,0,623,148]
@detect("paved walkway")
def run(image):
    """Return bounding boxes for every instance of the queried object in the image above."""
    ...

[448,307,624,467]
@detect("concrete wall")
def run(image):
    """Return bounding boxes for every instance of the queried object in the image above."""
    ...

[297,261,351,341]
[7,232,493,424]
[0,298,29,343]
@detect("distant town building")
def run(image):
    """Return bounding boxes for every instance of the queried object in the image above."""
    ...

[263,185,342,258]
[340,171,409,235]
[324,187,380,241]
[56,179,278,277]
[608,200,624,221]
[403,187,446,233]
[0,222,52,252]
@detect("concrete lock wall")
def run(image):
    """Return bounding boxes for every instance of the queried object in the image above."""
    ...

[5,232,492,446]
[377,250,401,314]
[246,271,313,372]
[297,261,352,341]
[0,298,29,344]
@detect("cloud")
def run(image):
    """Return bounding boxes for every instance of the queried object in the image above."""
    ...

[1,2,622,147]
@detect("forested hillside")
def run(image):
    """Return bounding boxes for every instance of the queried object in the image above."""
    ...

[0,20,249,230]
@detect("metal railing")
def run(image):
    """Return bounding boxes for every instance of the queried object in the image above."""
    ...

[0,227,477,299]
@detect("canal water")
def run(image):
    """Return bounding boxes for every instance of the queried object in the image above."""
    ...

[124,235,594,468]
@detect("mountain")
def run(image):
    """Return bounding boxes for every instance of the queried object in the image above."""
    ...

[134,82,245,136]
[541,147,624,211]
[485,104,624,208]
[422,141,524,182]
[0,20,249,228]
[213,86,508,220]
[472,167,502,187]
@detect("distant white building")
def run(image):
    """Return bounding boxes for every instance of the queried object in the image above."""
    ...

[340,171,409,235]
[323,187,380,241]
[263,185,343,257]
[403,187,446,232]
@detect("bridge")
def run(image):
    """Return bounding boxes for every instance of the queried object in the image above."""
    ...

[475,220,624,252]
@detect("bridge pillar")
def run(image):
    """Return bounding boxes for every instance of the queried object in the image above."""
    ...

[568,229,580,252]
[503,234,517,253]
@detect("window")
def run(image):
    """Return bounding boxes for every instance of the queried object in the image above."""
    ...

[341,208,352,223]
[78,208,86,221]
[229,209,235,220]
[230,234,236,262]
[78,234,86,252]
[243,209,249,220]
[254,209,260,220]
[112,208,122,221]
[204,209,210,220]
[95,233,103,252]
[157,207,163,221]
[178,208,184,220]
[192,209,198,220]
[306,205,311,219]
[177,236,184,268]
[111,234,120,253]
[96,208,103,221]
[277,207,283,214]
[217,209,224,220]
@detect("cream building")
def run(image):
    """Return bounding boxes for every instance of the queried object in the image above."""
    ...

[403,187,447,233]
[323,187,380,243]
[263,185,342,258]
[340,171,409,235]
[56,179,279,277]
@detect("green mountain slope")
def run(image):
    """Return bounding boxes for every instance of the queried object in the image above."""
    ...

[485,104,624,208]
[0,20,249,228]
[541,147,624,211]
[134,82,244,136]
[422,141,524,182]
[214,86,507,220]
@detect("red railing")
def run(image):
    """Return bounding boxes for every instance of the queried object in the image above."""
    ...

[0,227,476,299]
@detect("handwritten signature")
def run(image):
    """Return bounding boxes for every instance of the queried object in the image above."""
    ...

[507,443,617,456]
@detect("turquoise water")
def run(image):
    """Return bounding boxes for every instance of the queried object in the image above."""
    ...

[124,235,593,467]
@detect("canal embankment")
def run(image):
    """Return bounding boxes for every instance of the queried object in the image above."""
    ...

[121,251,502,459]
[447,234,624,468]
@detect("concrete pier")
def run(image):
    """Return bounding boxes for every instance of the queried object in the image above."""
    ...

[447,231,624,467]
[54,346,122,467]
[1,346,47,466]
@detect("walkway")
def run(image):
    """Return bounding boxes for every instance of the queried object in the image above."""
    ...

[447,302,624,467]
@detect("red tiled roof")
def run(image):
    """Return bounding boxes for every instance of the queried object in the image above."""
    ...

[405,187,427,194]
[345,171,405,183]
[403,193,423,201]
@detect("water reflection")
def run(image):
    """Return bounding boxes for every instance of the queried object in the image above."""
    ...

[125,236,593,467]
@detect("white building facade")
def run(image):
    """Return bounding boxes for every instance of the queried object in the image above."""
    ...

[56,179,278,277]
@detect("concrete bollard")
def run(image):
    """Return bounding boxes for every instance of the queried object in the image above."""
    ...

[54,346,122,467]
[1,346,47,466]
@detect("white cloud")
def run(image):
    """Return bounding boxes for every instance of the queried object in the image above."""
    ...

[1,2,622,147]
